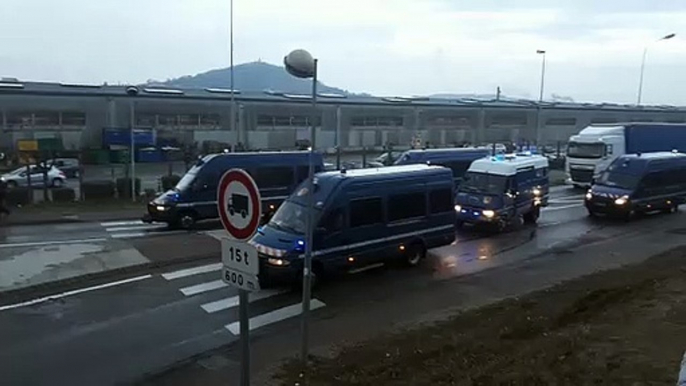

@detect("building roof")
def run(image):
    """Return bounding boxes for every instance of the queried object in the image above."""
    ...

[1,79,686,113]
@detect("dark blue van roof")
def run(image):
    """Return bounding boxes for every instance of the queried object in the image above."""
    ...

[394,148,489,165]
[289,164,453,207]
[200,151,322,167]
[610,151,686,174]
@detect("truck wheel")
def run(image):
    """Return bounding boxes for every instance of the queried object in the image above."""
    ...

[229,207,235,216]
[240,210,247,219]
[405,243,426,267]
[523,207,540,224]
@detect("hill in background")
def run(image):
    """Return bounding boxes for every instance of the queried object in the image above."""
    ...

[147,61,356,95]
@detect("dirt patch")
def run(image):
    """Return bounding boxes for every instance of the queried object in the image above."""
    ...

[275,246,686,385]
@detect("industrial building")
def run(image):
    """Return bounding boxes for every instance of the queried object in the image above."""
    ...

[2,79,686,152]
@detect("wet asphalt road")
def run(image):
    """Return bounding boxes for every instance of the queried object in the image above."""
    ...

[0,186,651,386]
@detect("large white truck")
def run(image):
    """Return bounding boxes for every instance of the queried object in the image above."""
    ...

[566,123,686,188]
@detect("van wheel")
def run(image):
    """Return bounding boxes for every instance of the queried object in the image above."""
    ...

[406,244,426,267]
[179,212,196,230]
[623,209,636,222]
[662,204,678,214]
[523,207,540,224]
[52,178,64,188]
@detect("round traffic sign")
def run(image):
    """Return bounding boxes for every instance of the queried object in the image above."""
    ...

[217,169,261,241]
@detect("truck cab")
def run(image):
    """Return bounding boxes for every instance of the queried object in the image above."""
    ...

[566,126,624,188]
[455,153,549,231]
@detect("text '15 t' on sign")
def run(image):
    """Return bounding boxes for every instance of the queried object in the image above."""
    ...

[221,238,260,291]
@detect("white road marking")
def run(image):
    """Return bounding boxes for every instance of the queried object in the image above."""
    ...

[0,275,152,312]
[225,299,326,335]
[111,232,147,239]
[201,289,286,313]
[161,263,223,280]
[105,224,166,232]
[543,203,584,211]
[0,238,108,249]
[180,280,227,296]
[100,220,145,227]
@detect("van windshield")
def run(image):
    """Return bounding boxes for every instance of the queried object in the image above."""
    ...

[460,172,508,194]
[597,171,639,190]
[269,201,310,235]
[175,167,200,191]
[567,142,604,159]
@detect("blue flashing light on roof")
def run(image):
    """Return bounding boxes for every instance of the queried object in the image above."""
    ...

[493,154,506,162]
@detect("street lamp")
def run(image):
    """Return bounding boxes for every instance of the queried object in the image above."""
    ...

[283,48,318,368]
[637,33,676,105]
[535,49,546,146]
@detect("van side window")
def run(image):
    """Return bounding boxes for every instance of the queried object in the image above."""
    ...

[350,198,383,228]
[388,192,426,222]
[319,208,344,233]
[255,167,294,188]
[429,189,453,214]
[535,167,548,178]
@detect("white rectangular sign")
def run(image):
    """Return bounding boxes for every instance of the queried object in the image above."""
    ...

[221,238,259,276]
[221,267,261,292]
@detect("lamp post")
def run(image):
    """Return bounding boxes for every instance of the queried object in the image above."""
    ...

[637,33,675,105]
[535,49,546,146]
[229,0,238,151]
[283,49,318,369]
[125,86,139,202]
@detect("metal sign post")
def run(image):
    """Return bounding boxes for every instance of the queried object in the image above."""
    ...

[217,168,262,386]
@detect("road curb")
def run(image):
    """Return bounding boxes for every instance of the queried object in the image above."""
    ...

[4,214,142,227]
[0,252,219,306]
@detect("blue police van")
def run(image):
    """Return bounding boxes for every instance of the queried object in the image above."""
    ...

[143,151,323,228]
[585,151,686,219]
[393,148,489,187]
[455,153,549,231]
[249,164,456,285]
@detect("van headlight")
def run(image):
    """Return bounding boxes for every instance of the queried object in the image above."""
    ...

[156,205,167,211]
[482,210,495,218]
[532,188,541,196]
[585,191,593,200]
[614,195,629,206]
[454,204,462,212]
[268,258,290,267]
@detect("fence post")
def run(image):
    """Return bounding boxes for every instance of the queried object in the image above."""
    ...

[678,351,686,386]
[26,164,32,205]
[78,153,84,201]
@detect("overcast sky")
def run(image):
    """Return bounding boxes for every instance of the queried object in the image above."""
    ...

[1,0,685,105]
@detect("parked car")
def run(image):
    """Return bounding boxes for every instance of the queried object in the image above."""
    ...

[0,165,67,188]
[47,158,81,178]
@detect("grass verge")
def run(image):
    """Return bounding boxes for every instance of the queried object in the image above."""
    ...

[275,246,686,385]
